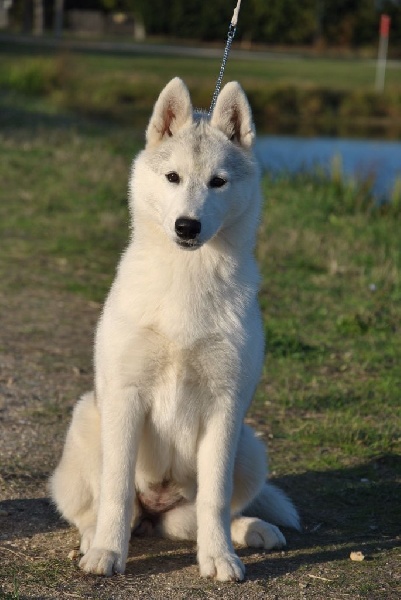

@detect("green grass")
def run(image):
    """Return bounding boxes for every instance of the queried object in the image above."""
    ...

[1,42,401,132]
[2,40,401,88]
[1,97,399,480]
[255,174,400,474]
[0,115,134,302]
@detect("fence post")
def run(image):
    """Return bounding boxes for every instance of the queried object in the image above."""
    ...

[375,14,391,93]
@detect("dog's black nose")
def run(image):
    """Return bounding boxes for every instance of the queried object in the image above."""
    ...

[175,217,201,240]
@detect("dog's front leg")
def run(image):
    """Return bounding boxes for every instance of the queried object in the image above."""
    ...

[79,387,144,576]
[196,407,244,582]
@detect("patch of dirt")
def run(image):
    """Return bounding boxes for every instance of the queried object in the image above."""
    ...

[1,289,400,599]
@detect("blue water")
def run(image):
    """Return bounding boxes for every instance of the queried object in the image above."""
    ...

[255,136,401,199]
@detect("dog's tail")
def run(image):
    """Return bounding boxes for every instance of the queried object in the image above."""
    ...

[243,482,301,531]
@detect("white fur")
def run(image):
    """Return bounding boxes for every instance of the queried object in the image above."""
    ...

[50,78,300,582]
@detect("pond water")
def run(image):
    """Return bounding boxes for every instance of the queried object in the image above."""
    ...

[255,135,401,200]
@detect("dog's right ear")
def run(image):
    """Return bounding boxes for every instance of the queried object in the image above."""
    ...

[210,81,255,149]
[146,78,193,148]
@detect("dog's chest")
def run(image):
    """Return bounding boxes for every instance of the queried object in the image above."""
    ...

[136,360,201,487]
[135,336,238,485]
[118,244,250,347]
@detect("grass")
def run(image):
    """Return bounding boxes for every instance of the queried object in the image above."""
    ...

[0,559,78,599]
[0,112,133,302]
[1,92,399,473]
[0,91,401,469]
[256,174,401,472]
[0,75,400,597]
[1,41,401,133]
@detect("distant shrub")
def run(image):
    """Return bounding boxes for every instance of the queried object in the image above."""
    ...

[6,60,52,95]
[0,54,75,98]
[248,85,401,127]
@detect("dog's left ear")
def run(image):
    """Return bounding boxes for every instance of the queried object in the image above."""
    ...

[210,82,255,148]
[146,78,193,148]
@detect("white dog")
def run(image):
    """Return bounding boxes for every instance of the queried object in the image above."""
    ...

[50,78,300,582]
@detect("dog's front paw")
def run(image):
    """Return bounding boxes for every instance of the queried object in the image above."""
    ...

[79,526,96,555]
[198,551,245,582]
[79,548,125,576]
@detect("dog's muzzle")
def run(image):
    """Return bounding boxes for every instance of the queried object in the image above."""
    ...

[175,217,201,249]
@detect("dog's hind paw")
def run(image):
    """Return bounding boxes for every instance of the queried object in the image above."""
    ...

[198,551,245,582]
[231,516,286,550]
[79,548,124,576]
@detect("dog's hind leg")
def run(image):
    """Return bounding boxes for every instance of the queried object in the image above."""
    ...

[158,501,286,552]
[231,424,268,515]
[155,426,265,546]
[157,502,197,541]
[49,392,101,553]
[230,515,286,549]
[229,424,300,550]
[158,424,298,550]
[157,500,284,551]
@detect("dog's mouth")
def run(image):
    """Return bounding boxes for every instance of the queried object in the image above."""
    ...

[175,239,202,250]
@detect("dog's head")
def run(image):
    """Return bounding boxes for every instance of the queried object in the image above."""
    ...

[131,78,260,251]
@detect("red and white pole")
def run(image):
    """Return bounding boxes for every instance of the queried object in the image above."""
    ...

[375,14,391,92]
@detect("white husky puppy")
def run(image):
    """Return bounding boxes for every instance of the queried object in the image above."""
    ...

[50,78,300,582]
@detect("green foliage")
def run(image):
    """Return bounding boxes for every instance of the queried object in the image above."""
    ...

[323,0,401,45]
[99,0,138,10]
[240,0,317,44]
[8,0,401,46]
[133,0,401,46]
[1,46,401,134]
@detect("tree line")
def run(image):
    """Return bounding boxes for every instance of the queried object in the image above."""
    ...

[136,0,401,46]
[9,0,401,46]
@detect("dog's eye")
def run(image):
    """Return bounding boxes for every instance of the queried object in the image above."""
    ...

[209,176,227,189]
[166,172,180,184]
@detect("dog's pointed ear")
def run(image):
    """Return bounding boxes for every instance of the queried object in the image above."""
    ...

[210,82,255,148]
[146,78,193,148]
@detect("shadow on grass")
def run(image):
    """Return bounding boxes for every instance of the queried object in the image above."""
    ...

[0,93,76,131]
[242,536,398,583]
[245,454,401,579]
[278,454,400,529]
[0,496,68,539]
[0,91,128,137]
[125,538,197,578]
